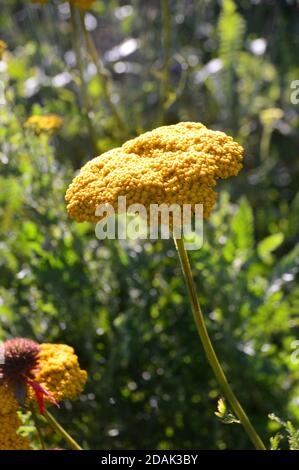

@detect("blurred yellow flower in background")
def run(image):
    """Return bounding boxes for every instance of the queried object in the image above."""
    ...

[0,39,7,59]
[70,0,96,9]
[31,0,95,7]
[260,108,284,127]
[25,115,63,134]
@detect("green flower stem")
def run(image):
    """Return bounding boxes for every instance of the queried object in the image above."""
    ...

[160,0,171,122]
[30,404,46,450]
[69,3,98,153]
[260,125,272,163]
[174,236,266,450]
[79,11,128,134]
[43,409,83,451]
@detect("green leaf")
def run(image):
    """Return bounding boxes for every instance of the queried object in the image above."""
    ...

[270,434,282,450]
[215,398,240,425]
[270,243,299,282]
[224,197,254,263]
[257,233,284,264]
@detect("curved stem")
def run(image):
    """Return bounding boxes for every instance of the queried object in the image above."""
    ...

[69,3,98,153]
[174,237,266,450]
[43,409,83,451]
[79,11,128,134]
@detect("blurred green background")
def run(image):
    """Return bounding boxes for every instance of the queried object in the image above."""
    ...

[0,0,299,450]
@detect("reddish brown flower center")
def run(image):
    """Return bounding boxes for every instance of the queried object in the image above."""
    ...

[0,338,40,385]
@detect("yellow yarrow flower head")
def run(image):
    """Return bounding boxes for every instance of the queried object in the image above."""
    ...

[0,40,7,60]
[0,382,31,449]
[65,122,244,222]
[31,0,48,4]
[70,0,96,9]
[31,343,87,402]
[0,385,19,415]
[0,414,31,450]
[25,114,62,134]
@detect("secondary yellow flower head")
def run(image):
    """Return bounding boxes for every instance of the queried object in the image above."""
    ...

[31,0,48,4]
[31,343,87,402]
[0,40,7,59]
[25,114,62,134]
[66,122,244,222]
[0,414,31,450]
[0,385,31,449]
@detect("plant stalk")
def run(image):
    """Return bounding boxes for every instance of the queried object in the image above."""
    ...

[44,408,83,451]
[30,404,46,450]
[161,0,171,122]
[79,11,128,134]
[174,236,266,450]
[69,3,98,153]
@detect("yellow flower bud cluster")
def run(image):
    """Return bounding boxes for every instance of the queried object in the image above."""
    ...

[25,114,62,134]
[0,386,31,450]
[32,343,87,402]
[66,122,244,222]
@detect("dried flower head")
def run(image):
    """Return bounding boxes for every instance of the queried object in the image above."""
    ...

[0,40,7,60]
[66,122,244,222]
[0,338,41,407]
[25,114,62,134]
[0,338,40,385]
[30,343,87,402]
